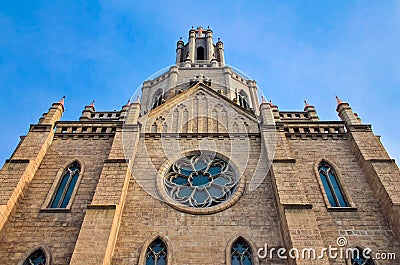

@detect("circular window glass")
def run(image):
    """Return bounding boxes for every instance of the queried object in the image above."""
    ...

[164,153,238,208]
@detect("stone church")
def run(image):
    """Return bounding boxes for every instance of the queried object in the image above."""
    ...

[0,27,399,265]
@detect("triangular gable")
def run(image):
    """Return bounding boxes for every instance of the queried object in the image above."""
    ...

[139,82,259,134]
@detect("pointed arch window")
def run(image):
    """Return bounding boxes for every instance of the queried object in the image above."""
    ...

[145,238,167,265]
[50,161,81,208]
[318,161,349,207]
[22,248,47,265]
[152,90,164,109]
[231,237,253,265]
[349,247,375,265]
[238,91,250,110]
[196,46,205,60]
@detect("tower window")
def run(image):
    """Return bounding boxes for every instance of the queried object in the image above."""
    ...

[196,46,205,60]
[318,161,349,207]
[22,248,47,265]
[50,161,81,208]
[145,238,167,265]
[152,90,164,109]
[231,237,253,265]
[238,91,250,110]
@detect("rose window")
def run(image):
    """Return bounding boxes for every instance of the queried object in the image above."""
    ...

[164,153,238,208]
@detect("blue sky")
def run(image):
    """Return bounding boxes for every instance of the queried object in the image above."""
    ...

[1,1,399,165]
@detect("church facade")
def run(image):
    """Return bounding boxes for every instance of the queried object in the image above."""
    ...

[0,27,399,265]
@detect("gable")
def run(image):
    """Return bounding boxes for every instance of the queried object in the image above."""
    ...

[139,83,260,134]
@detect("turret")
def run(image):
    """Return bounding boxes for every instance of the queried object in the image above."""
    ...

[216,38,225,66]
[79,100,95,121]
[175,37,184,64]
[259,96,275,125]
[39,96,65,125]
[304,100,319,121]
[188,27,196,62]
[125,97,141,124]
[335,96,360,127]
[206,27,213,60]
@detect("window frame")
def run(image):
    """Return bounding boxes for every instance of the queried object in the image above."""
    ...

[41,159,84,211]
[196,46,205,60]
[238,90,250,110]
[152,89,164,110]
[156,150,245,215]
[314,159,356,211]
[17,246,52,265]
[138,235,172,265]
[226,236,259,265]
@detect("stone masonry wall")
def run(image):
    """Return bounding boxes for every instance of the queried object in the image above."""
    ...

[111,135,285,265]
[0,137,113,265]
[285,136,400,265]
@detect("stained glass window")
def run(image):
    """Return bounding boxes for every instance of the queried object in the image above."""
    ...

[23,248,46,265]
[50,161,81,208]
[164,153,238,208]
[145,238,167,265]
[318,161,349,207]
[231,238,253,265]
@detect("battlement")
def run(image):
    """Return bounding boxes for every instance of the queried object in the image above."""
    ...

[280,121,346,140]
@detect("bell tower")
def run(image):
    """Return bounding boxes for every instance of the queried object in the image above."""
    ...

[175,26,225,65]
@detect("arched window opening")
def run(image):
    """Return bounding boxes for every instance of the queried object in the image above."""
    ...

[231,237,253,265]
[50,161,81,208]
[350,247,375,265]
[318,161,349,207]
[238,91,250,110]
[152,91,164,109]
[23,248,47,265]
[196,46,205,60]
[145,238,167,265]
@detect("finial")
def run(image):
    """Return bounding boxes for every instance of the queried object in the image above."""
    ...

[207,26,210,29]
[304,100,310,107]
[133,95,140,104]
[261,96,267,104]
[335,95,343,105]
[192,26,194,29]
[180,37,182,40]
[57,96,66,111]
[89,100,95,108]
[58,96,66,105]
[268,99,278,108]
[124,99,131,107]
[218,37,221,42]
